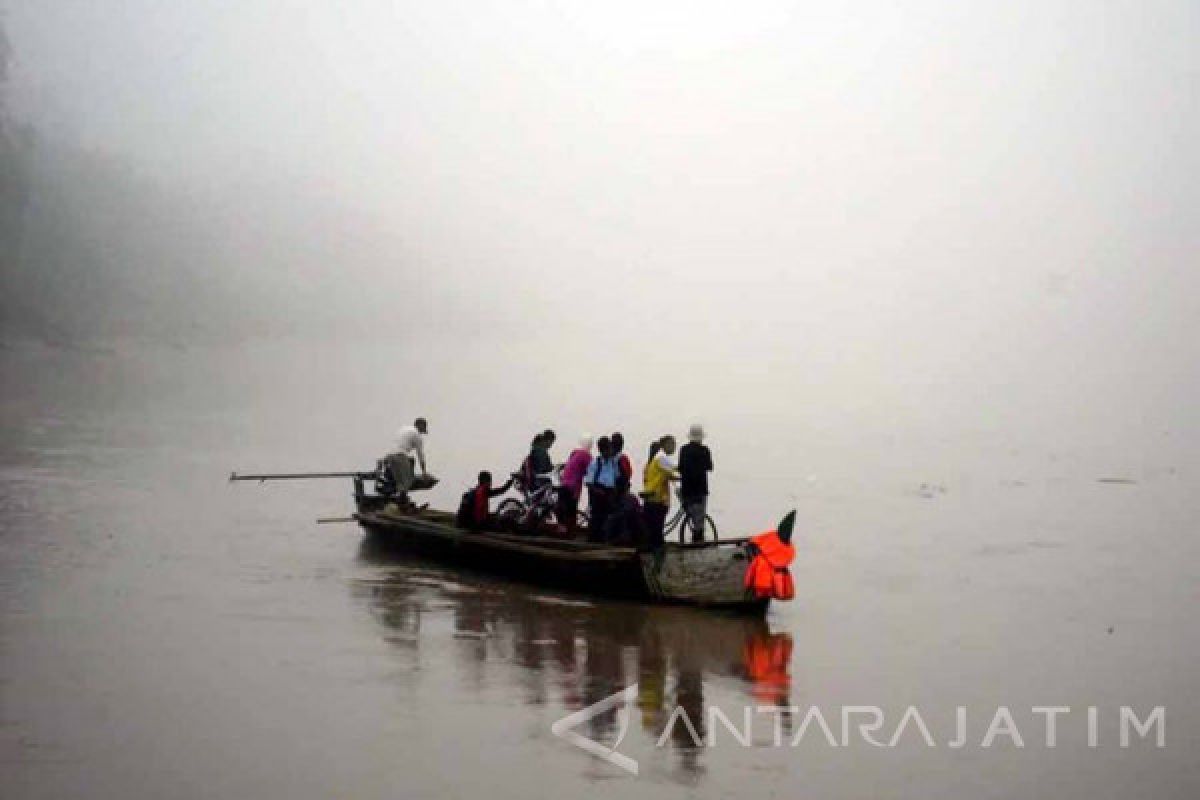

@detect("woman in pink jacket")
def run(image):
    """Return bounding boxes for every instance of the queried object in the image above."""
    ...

[558,434,593,532]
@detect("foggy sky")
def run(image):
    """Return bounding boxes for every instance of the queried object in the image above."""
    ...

[3,1,1197,454]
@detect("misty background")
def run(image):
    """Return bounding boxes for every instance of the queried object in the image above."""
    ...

[2,0,1197,491]
[2,4,1198,798]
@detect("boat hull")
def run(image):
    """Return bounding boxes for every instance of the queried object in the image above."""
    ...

[354,507,767,613]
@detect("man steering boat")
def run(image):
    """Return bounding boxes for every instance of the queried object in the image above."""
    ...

[381,416,435,509]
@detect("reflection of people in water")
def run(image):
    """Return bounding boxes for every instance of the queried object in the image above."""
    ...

[353,538,794,781]
[671,668,707,776]
[581,630,626,743]
[637,625,669,736]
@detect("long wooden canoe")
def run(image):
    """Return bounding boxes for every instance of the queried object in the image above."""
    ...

[354,505,768,613]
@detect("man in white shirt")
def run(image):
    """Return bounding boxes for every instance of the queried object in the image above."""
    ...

[385,417,428,501]
[395,417,428,476]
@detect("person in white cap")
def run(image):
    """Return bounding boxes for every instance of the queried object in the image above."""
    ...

[677,423,713,542]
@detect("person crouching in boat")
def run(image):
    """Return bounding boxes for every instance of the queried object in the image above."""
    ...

[456,471,515,531]
[558,434,593,532]
[584,436,619,541]
[603,476,646,546]
[743,510,797,600]
[641,435,680,550]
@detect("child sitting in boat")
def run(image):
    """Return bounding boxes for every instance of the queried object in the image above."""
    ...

[456,471,514,531]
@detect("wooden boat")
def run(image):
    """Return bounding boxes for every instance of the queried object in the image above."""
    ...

[354,501,768,613]
[229,469,772,613]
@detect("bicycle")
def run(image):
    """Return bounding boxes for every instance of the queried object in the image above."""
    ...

[662,489,719,542]
[495,465,588,531]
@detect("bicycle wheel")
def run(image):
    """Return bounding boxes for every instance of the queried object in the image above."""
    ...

[680,513,719,542]
[495,498,525,530]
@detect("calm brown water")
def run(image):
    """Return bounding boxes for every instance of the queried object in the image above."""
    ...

[2,342,1196,799]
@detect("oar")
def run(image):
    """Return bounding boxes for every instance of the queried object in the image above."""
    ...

[230,470,371,482]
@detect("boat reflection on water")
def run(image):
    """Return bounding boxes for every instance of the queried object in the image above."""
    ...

[353,533,794,780]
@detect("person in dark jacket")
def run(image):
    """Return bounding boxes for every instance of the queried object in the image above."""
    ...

[677,423,713,542]
[456,471,514,531]
[524,431,555,486]
[603,476,646,546]
[611,431,633,482]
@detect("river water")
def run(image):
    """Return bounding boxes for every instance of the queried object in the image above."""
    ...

[1,341,1196,799]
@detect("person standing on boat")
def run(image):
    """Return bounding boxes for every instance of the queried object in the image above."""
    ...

[611,432,634,483]
[642,435,680,549]
[678,423,713,542]
[584,436,619,541]
[558,434,593,532]
[523,431,555,488]
[385,417,429,507]
[456,470,514,531]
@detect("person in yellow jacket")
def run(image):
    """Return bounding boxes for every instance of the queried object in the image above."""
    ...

[642,435,680,549]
